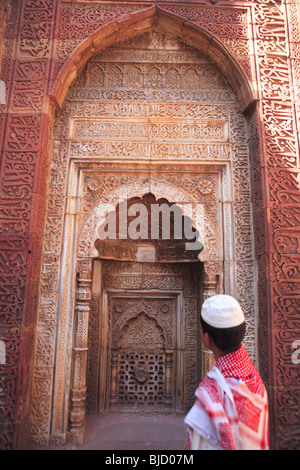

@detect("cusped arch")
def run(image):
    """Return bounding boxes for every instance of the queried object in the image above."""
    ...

[49,5,256,112]
[119,311,166,349]
[113,301,172,349]
[78,178,218,263]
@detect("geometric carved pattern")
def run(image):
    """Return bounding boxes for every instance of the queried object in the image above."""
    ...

[118,350,165,408]
[119,313,165,349]
[87,260,200,417]
[110,303,172,411]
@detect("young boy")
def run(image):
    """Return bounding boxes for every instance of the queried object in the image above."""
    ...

[185,294,269,450]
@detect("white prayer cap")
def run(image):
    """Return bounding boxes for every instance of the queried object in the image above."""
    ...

[201,294,245,328]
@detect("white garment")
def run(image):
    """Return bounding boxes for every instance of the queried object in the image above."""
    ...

[185,397,219,447]
[185,366,269,450]
[190,430,219,450]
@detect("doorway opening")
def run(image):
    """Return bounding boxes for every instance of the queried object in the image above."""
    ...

[85,194,204,416]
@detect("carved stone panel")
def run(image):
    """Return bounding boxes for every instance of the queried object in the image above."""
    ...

[86,260,202,414]
[110,303,173,410]
[117,349,166,408]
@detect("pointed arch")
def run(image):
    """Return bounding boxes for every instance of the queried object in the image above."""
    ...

[49,5,256,112]
[119,311,166,348]
[78,178,218,263]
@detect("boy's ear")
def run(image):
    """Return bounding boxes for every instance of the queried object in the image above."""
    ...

[202,331,211,349]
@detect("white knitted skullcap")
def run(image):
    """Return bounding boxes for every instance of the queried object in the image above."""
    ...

[201,294,245,328]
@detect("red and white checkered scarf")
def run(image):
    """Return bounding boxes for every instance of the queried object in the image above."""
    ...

[186,345,269,450]
[216,344,265,396]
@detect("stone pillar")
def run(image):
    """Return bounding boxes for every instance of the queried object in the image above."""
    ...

[69,273,92,445]
[109,350,118,408]
[201,262,220,377]
[165,351,173,407]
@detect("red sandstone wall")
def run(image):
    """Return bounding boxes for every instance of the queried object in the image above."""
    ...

[0,0,299,449]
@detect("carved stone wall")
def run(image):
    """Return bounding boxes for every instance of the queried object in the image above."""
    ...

[0,0,299,450]
[28,29,256,446]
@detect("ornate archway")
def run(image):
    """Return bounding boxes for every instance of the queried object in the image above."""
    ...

[72,188,219,439]
[49,5,256,113]
[78,179,218,262]
[30,18,257,447]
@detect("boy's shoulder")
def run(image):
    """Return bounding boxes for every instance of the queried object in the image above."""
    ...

[197,374,224,405]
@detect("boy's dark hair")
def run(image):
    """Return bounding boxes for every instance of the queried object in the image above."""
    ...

[200,316,246,354]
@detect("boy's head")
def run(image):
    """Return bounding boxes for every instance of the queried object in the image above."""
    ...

[200,294,246,354]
